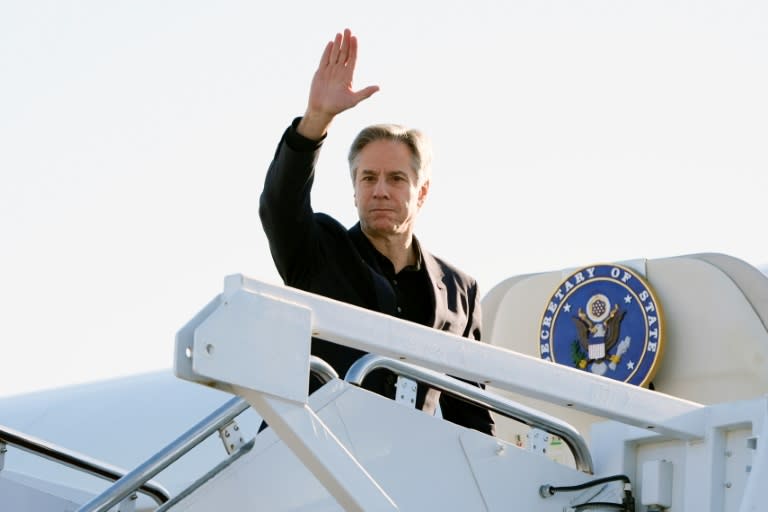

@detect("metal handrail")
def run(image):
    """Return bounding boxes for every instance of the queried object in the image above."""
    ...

[0,424,170,506]
[345,354,594,474]
[309,356,340,386]
[77,356,340,512]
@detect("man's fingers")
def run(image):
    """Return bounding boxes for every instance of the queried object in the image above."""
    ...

[339,28,352,64]
[355,85,380,103]
[319,41,333,68]
[329,32,342,66]
[347,34,359,73]
[321,29,358,70]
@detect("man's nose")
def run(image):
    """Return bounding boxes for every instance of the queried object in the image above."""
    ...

[372,179,389,197]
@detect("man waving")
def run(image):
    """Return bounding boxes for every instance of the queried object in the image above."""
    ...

[260,29,494,435]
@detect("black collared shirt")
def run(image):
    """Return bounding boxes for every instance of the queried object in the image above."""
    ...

[369,241,433,328]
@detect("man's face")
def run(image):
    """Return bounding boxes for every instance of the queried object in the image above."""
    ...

[353,139,429,239]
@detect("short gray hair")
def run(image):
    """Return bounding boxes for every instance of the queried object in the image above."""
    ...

[347,124,432,184]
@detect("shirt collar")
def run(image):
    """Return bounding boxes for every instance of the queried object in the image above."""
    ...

[367,234,423,274]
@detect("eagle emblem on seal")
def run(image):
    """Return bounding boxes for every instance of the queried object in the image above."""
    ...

[574,295,624,361]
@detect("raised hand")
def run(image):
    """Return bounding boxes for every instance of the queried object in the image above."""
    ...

[298,29,380,140]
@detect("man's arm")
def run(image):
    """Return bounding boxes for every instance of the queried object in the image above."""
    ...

[259,29,378,284]
[259,119,323,284]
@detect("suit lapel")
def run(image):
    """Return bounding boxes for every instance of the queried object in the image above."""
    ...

[420,247,445,329]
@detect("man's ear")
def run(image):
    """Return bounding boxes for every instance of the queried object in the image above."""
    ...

[417,179,430,208]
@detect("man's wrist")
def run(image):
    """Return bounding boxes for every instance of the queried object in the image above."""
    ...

[297,110,333,140]
[286,117,325,152]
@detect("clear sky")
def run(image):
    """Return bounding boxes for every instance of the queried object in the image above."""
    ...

[1,0,766,397]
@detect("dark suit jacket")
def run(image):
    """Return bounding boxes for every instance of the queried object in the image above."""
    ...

[259,119,494,435]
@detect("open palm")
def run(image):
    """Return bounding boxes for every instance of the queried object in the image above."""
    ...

[300,29,379,139]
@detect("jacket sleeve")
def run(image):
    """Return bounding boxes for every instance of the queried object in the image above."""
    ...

[259,118,325,285]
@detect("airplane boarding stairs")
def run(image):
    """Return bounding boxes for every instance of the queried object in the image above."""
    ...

[2,253,767,511]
